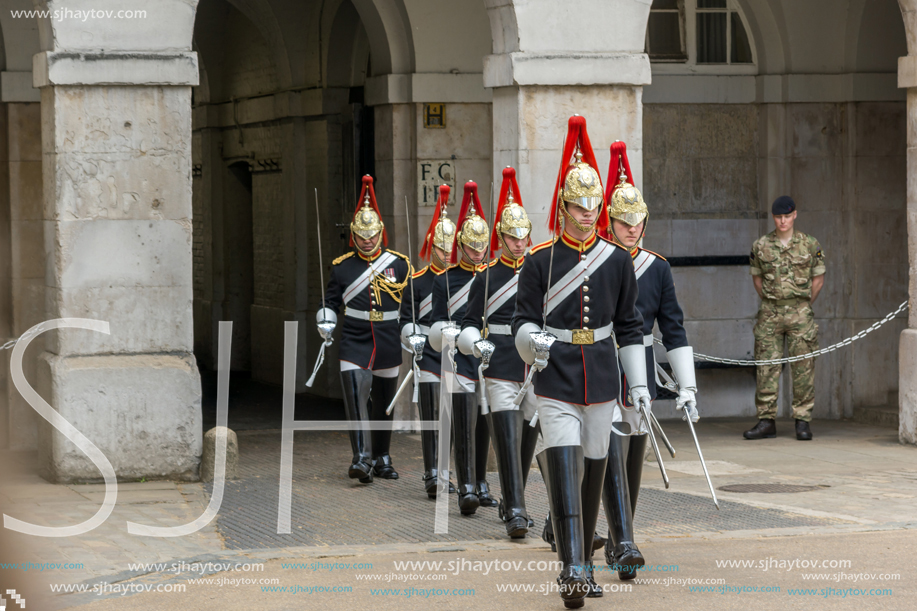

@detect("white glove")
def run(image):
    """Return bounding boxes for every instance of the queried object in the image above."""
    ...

[676,388,699,422]
[428,321,445,352]
[514,322,541,365]
[667,346,699,422]
[457,327,482,356]
[629,385,653,414]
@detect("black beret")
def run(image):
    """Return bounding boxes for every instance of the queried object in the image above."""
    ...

[772,196,796,215]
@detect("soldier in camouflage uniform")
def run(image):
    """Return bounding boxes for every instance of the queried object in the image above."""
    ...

[744,196,825,441]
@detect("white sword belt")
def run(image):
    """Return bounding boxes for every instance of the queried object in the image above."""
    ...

[544,322,613,345]
[486,324,512,336]
[644,334,655,347]
[345,308,399,322]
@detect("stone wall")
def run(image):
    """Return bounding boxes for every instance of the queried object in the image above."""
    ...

[643,101,907,420]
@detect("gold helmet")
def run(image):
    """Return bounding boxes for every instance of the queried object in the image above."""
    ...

[350,175,386,256]
[561,150,604,212]
[434,216,457,255]
[452,181,489,262]
[458,209,489,253]
[608,169,648,227]
[492,167,531,259]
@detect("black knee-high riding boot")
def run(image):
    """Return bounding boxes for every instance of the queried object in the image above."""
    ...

[418,382,444,497]
[340,369,374,483]
[627,434,647,511]
[475,411,497,507]
[603,434,645,580]
[521,418,541,529]
[369,375,399,479]
[582,455,608,597]
[488,410,528,537]
[538,446,589,609]
[452,392,479,515]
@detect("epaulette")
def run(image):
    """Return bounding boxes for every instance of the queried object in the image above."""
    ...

[530,237,557,254]
[412,265,430,279]
[638,247,667,262]
[598,234,628,250]
[332,252,354,265]
[387,249,409,261]
[487,259,500,268]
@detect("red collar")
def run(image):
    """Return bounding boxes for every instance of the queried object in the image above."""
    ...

[430,261,445,274]
[357,248,382,262]
[561,231,597,252]
[500,254,524,269]
[459,258,481,272]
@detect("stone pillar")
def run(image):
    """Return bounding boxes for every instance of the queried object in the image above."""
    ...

[31,1,203,480]
[484,0,652,243]
[899,55,917,444]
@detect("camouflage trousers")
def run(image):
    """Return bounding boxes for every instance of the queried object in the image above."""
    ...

[753,301,818,422]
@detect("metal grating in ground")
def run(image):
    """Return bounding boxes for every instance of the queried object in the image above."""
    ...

[207,430,850,550]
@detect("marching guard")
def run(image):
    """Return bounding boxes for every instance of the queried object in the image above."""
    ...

[600,142,700,579]
[317,176,411,483]
[513,116,650,608]
[428,181,495,515]
[457,167,541,538]
[400,186,457,498]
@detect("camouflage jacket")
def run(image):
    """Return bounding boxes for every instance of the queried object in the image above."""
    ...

[749,230,825,301]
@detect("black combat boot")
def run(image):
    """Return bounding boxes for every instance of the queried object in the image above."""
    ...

[603,434,645,580]
[795,419,813,441]
[474,413,498,507]
[488,410,529,538]
[743,419,777,440]
[538,446,589,609]
[340,370,374,483]
[369,375,399,479]
[453,392,479,515]
[582,455,608,597]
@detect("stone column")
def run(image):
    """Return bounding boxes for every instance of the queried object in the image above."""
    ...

[484,0,652,244]
[30,3,203,480]
[899,52,917,444]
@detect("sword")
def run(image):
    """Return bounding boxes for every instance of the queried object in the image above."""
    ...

[639,402,669,489]
[651,411,677,458]
[655,361,719,508]
[475,182,497,412]
[513,206,559,407]
[438,191,461,380]
[306,187,334,388]
[387,196,425,415]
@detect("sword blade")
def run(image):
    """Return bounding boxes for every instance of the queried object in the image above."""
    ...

[386,368,414,415]
[403,195,417,327]
[640,403,669,488]
[483,182,494,332]
[650,412,677,458]
[685,411,719,509]
[315,188,327,313]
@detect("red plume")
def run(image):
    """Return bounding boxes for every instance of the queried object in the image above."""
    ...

[599,141,635,241]
[349,175,388,247]
[451,181,482,264]
[420,185,451,261]
[490,167,528,257]
[548,115,605,236]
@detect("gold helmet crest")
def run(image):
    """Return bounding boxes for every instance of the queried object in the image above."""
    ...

[561,150,604,212]
[608,170,648,227]
[350,175,386,256]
